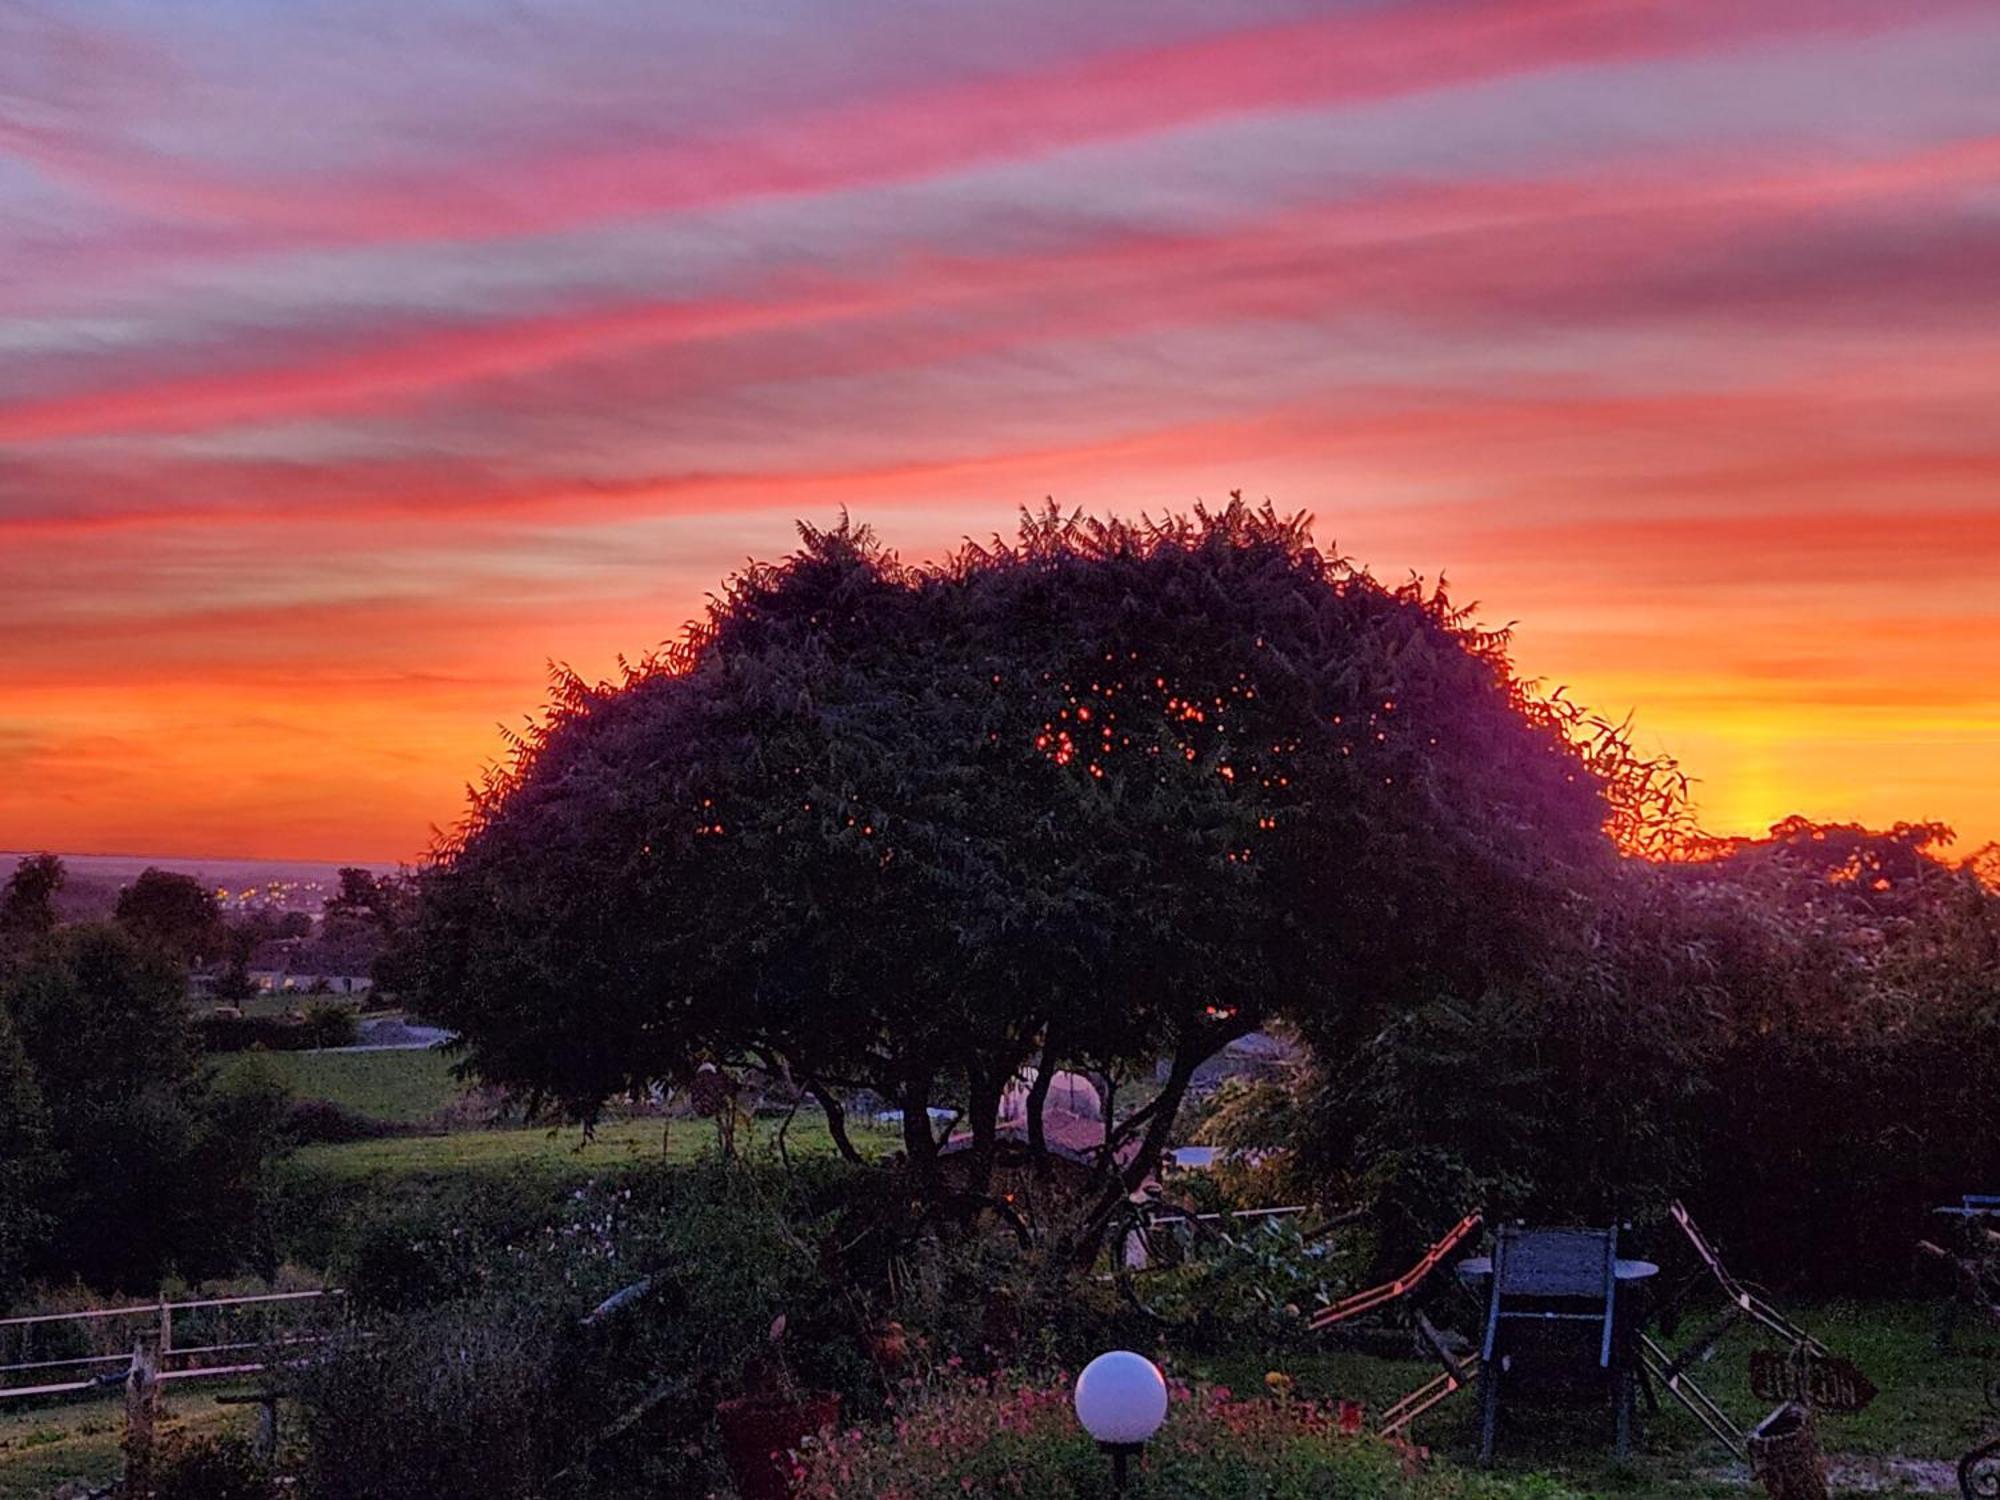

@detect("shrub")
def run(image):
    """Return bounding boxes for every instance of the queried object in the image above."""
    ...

[288,1300,582,1500]
[795,1373,1581,1499]
[517,1159,882,1495]
[196,1015,311,1052]
[1290,826,2000,1295]
[1132,1216,1350,1350]
[283,1158,882,1497]
[340,1207,497,1314]
[301,1001,362,1049]
[151,1432,275,1500]
[197,1004,360,1053]
[0,1003,51,1310]
[868,1216,1144,1377]
[284,1097,402,1144]
[2,923,283,1290]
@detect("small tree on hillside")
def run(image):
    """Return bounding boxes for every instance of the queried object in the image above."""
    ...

[212,957,258,1005]
[115,868,223,965]
[409,502,1650,1249]
[0,853,64,956]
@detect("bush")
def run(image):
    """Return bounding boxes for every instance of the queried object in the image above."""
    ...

[196,1004,360,1053]
[2,923,287,1290]
[284,1154,1170,1496]
[865,1214,1144,1377]
[1293,827,2000,1295]
[338,1200,504,1315]
[279,1157,878,1496]
[197,1015,307,1052]
[521,1159,882,1495]
[284,1097,403,1144]
[152,1433,275,1500]
[0,1003,51,1310]
[301,1001,363,1048]
[288,1301,582,1500]
[1132,1216,1351,1350]
[796,1373,1580,1499]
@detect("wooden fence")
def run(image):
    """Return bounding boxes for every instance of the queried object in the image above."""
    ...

[0,1289,342,1400]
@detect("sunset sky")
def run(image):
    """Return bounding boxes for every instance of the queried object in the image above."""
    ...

[3,0,1998,863]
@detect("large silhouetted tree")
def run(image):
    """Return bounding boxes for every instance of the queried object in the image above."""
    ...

[409,502,1654,1242]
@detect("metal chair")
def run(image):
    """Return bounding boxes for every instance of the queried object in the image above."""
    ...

[1479,1226,1628,1463]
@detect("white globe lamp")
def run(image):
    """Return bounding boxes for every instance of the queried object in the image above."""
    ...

[1074,1350,1168,1491]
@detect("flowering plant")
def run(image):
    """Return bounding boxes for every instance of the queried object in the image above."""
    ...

[792,1371,1578,1499]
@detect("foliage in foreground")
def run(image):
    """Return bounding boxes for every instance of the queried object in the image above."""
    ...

[277,1156,1161,1497]
[149,1432,276,1500]
[287,1301,580,1500]
[794,1373,1581,1500]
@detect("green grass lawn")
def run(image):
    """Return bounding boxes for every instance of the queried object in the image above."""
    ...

[219,1045,465,1124]
[259,1108,903,1274]
[1185,1298,1994,1498]
[0,1384,258,1500]
[290,1112,896,1182]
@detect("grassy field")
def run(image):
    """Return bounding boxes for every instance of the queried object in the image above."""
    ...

[291,1112,896,1182]
[0,1384,258,1500]
[219,1045,465,1124]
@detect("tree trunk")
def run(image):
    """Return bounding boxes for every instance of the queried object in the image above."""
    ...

[803,1078,865,1165]
[1024,1027,1058,1180]
[1071,1042,1207,1265]
[900,1075,939,1192]
[960,1066,1007,1202]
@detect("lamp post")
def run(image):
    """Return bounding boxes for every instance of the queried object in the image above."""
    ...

[1073,1350,1168,1494]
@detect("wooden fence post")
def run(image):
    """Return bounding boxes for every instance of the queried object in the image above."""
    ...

[123,1336,160,1497]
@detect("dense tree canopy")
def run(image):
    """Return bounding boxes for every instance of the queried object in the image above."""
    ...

[1292,814,2000,1286]
[0,853,64,956]
[411,503,1661,1235]
[325,867,411,938]
[114,866,223,964]
[0,1002,51,1308]
[2,923,286,1293]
